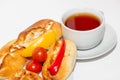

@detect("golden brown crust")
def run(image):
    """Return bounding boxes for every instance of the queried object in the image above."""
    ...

[0,40,27,79]
[42,40,77,80]
[10,19,62,52]
[10,69,42,80]
[16,19,54,44]
[0,40,16,54]
[0,53,27,78]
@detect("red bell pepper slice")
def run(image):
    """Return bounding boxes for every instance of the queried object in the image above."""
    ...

[47,39,66,75]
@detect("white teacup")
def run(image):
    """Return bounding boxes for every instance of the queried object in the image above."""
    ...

[61,8,105,50]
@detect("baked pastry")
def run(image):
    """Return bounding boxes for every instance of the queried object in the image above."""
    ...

[10,69,42,80]
[42,40,77,80]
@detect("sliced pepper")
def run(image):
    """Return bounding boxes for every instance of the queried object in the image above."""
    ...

[20,30,56,57]
[47,39,66,75]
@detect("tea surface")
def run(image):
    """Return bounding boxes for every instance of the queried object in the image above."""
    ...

[65,13,101,31]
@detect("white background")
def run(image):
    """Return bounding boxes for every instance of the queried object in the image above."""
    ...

[0,0,120,80]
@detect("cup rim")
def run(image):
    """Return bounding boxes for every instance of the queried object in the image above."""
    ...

[61,8,105,33]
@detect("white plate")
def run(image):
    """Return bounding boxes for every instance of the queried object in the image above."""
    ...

[76,24,117,60]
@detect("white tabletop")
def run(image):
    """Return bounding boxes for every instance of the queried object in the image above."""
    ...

[0,0,120,80]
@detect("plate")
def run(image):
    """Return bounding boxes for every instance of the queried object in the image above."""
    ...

[76,24,117,60]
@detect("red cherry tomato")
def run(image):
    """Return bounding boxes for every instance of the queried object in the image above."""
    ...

[26,60,42,73]
[32,47,47,62]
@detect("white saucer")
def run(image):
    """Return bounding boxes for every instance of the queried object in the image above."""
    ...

[77,24,117,60]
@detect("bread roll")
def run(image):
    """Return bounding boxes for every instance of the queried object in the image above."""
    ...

[10,69,42,80]
[42,40,77,80]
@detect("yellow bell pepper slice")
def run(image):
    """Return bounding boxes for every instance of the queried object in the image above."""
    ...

[20,30,56,57]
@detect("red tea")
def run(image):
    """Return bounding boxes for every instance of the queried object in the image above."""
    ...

[65,13,101,31]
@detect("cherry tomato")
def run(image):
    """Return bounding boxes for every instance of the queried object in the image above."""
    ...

[32,47,47,62]
[26,60,42,73]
